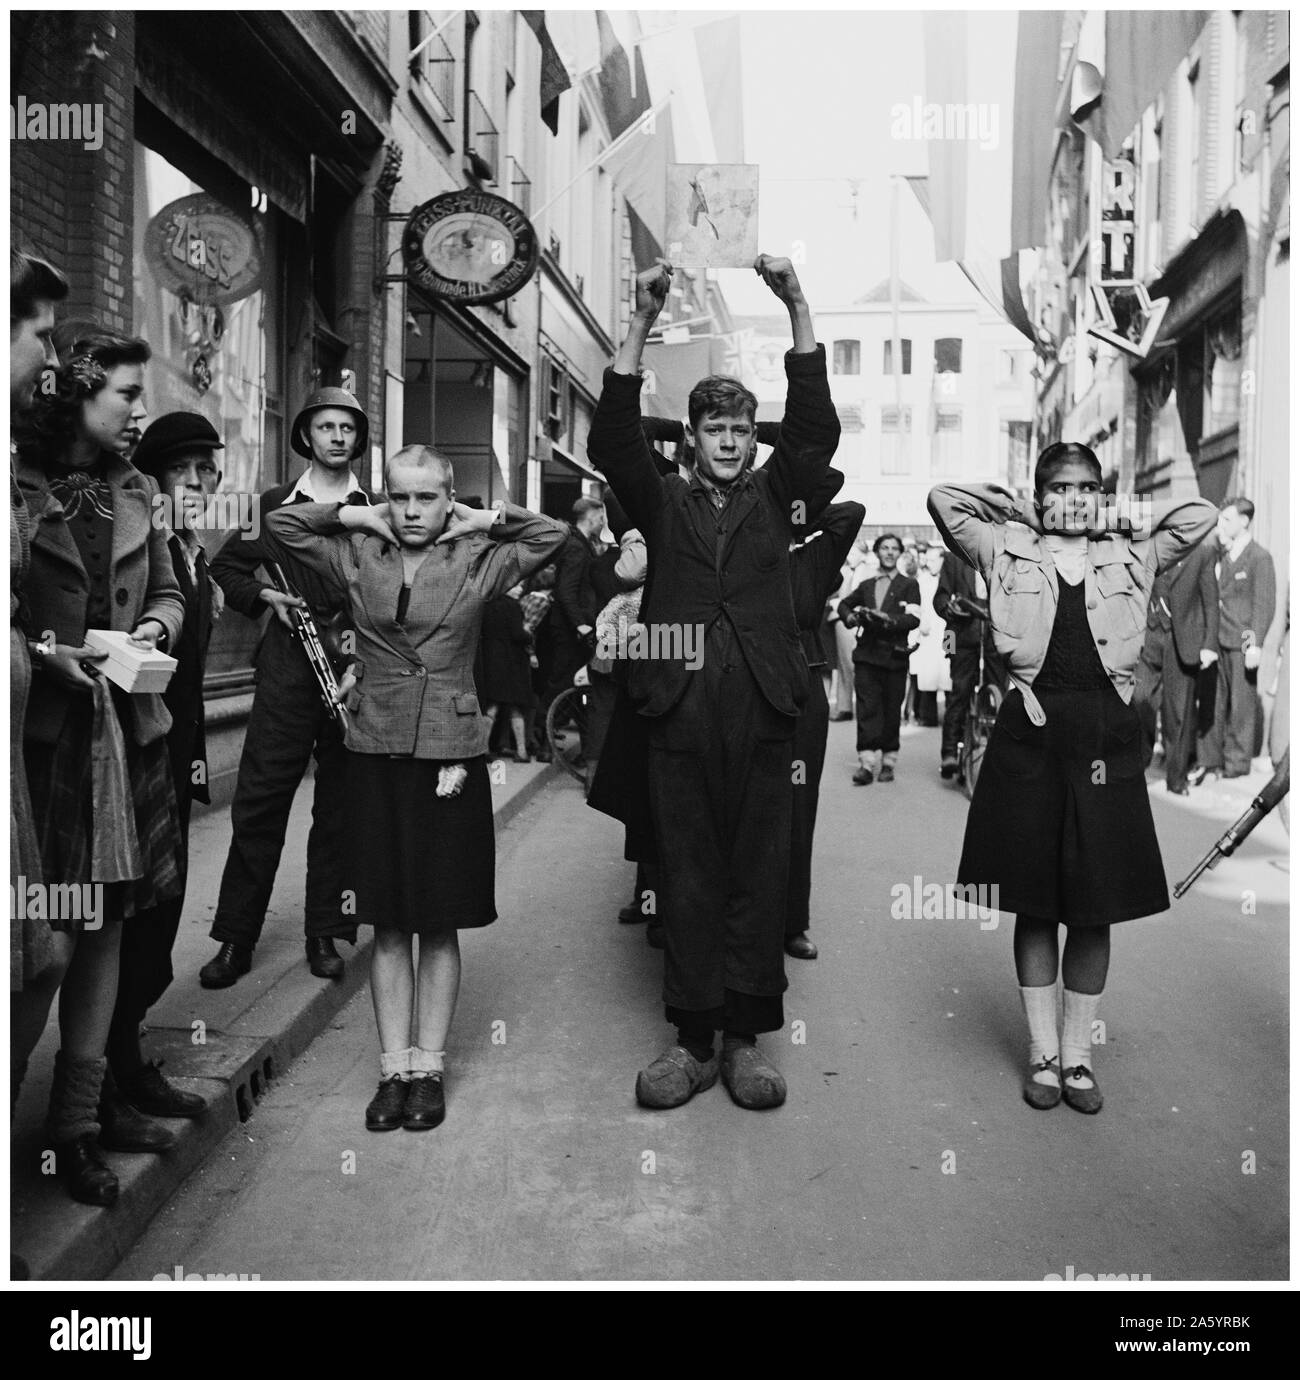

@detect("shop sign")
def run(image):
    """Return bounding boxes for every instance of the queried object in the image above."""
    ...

[1087,156,1167,358]
[145,193,264,306]
[403,190,539,305]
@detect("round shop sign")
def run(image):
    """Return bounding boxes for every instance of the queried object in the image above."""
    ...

[146,193,264,306]
[402,190,539,305]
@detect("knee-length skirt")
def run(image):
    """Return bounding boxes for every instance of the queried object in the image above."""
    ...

[343,751,497,934]
[956,686,1169,925]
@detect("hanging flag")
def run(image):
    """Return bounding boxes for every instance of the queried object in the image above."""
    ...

[597,10,645,138]
[1010,9,1065,253]
[1081,11,1211,159]
[522,12,571,136]
[601,100,676,254]
[694,17,745,163]
[915,13,1037,342]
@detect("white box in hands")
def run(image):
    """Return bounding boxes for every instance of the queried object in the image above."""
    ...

[84,629,177,693]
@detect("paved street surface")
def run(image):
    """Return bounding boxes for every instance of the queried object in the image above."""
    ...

[113,721,1288,1282]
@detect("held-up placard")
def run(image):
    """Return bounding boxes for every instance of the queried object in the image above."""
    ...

[664,164,759,268]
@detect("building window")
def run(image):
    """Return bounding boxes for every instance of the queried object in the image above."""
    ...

[409,11,457,123]
[1204,305,1243,438]
[934,337,963,374]
[882,337,912,374]
[931,406,962,475]
[541,353,572,444]
[880,404,912,474]
[1001,419,1032,488]
[132,139,282,685]
[832,339,861,375]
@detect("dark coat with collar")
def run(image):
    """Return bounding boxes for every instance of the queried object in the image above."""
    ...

[1216,537,1276,652]
[209,477,373,677]
[586,344,841,719]
[552,526,602,634]
[839,570,921,668]
[16,450,185,747]
[261,501,567,758]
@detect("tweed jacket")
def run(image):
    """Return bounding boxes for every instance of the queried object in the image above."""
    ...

[262,501,567,758]
[16,450,185,747]
[928,482,1218,717]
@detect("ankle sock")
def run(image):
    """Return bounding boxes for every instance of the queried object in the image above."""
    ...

[410,1047,445,1076]
[1018,984,1061,1086]
[675,1025,715,1063]
[1061,988,1101,1087]
[379,1047,413,1081]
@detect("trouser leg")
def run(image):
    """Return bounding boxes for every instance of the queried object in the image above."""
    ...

[942,644,978,760]
[211,675,322,947]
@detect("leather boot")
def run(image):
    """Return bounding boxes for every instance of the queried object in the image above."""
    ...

[199,941,252,989]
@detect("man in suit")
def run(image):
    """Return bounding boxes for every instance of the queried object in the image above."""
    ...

[1134,534,1218,793]
[200,388,373,988]
[102,413,222,1147]
[1199,497,1277,780]
[840,533,920,784]
[587,252,840,1112]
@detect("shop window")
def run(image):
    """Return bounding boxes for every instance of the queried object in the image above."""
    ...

[832,339,860,375]
[131,139,281,684]
[1204,306,1242,438]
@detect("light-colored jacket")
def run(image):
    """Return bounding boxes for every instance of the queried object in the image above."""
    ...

[263,501,567,758]
[927,482,1218,721]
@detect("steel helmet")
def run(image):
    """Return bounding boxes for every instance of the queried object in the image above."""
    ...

[290,386,370,460]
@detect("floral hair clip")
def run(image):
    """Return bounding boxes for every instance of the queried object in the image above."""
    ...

[65,353,108,393]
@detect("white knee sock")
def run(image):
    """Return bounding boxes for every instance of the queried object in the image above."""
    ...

[1062,989,1101,1086]
[410,1047,445,1076]
[380,1047,413,1080]
[1018,984,1060,1086]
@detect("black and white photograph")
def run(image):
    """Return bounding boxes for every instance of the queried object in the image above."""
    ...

[6,0,1292,1329]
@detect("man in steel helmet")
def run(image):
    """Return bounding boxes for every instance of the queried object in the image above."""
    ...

[201,387,374,988]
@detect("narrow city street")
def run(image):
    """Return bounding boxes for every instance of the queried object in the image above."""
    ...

[113,722,1288,1283]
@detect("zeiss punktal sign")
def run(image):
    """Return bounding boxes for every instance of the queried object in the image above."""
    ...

[402,190,539,306]
[1087,155,1168,359]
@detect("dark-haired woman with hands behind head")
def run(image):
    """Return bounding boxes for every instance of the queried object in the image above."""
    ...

[929,444,1216,1116]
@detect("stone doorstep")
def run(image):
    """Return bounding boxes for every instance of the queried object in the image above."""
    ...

[11,760,559,1282]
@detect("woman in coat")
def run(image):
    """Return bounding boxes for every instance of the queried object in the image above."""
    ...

[929,444,1217,1115]
[14,327,185,1205]
[261,445,566,1132]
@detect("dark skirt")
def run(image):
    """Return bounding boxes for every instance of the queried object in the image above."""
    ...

[956,686,1169,926]
[343,751,497,933]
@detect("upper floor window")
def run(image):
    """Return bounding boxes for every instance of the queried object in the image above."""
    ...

[934,337,963,374]
[882,338,912,374]
[833,339,861,375]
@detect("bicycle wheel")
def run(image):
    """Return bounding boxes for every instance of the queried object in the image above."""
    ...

[546,684,590,784]
[963,683,1003,798]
